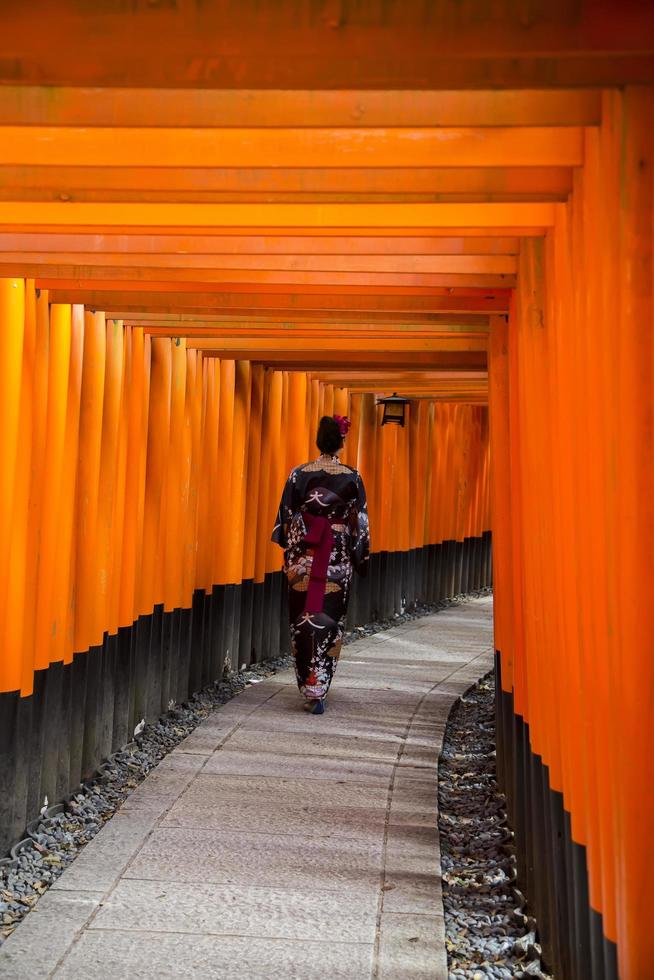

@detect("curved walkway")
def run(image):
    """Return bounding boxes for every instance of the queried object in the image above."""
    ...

[0,597,493,980]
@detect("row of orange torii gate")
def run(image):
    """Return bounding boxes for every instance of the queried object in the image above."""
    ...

[1,4,654,978]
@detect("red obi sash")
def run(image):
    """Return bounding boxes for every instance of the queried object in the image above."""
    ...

[303,513,338,614]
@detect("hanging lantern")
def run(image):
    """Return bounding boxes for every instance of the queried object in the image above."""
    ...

[377,393,410,427]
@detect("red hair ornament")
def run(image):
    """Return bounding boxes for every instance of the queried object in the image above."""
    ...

[334,415,351,437]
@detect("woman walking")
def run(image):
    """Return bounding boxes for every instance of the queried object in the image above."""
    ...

[272,415,370,714]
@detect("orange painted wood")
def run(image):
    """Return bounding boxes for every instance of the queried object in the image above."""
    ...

[2,265,516,290]
[231,355,488,373]
[488,315,513,690]
[225,360,251,588]
[0,86,601,127]
[118,313,490,329]
[2,282,35,693]
[93,317,125,635]
[163,338,187,611]
[196,357,219,592]
[139,338,171,614]
[46,290,509,313]
[1,224,547,238]
[185,337,487,352]
[19,289,50,694]
[35,304,74,668]
[0,126,583,169]
[66,310,102,649]
[4,2,654,89]
[0,253,518,274]
[118,327,149,627]
[0,166,572,204]
[264,369,284,576]
[0,278,25,692]
[0,201,557,230]
[36,278,510,300]
[243,364,265,582]
[0,233,520,255]
[214,359,236,586]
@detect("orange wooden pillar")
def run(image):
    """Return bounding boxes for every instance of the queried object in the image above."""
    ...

[215,359,235,589]
[19,288,50,695]
[1,279,30,699]
[488,315,514,688]
[35,305,74,668]
[119,327,150,630]
[50,304,84,669]
[611,86,654,980]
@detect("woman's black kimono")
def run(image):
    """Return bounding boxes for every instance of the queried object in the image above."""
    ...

[271,453,370,701]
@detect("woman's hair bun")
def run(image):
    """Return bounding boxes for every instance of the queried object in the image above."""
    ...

[316,415,343,455]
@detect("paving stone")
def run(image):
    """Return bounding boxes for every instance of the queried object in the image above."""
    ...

[271,685,421,708]
[51,809,160,893]
[215,728,404,765]
[396,741,440,771]
[0,890,103,979]
[171,715,246,755]
[231,682,287,705]
[169,773,391,809]
[116,766,195,809]
[239,697,414,735]
[124,826,384,893]
[150,752,208,773]
[377,912,448,979]
[388,775,439,826]
[382,824,443,915]
[201,747,396,784]
[91,878,378,942]
[55,931,374,979]
[163,794,388,839]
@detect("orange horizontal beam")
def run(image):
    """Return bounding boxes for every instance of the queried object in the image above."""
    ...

[5,3,654,89]
[311,384,488,398]
[37,278,509,300]
[308,368,485,378]
[138,320,488,333]
[107,311,490,327]
[0,165,572,202]
[311,379,488,390]
[22,267,515,290]
[0,126,583,169]
[0,233,520,256]
[318,391,488,403]
[0,253,517,275]
[312,385,488,394]
[330,393,489,403]
[258,360,489,372]
[193,352,487,367]
[184,337,487,352]
[0,87,601,127]
[144,337,488,357]
[0,202,556,230]
[2,225,546,238]
[311,374,487,384]
[50,290,509,313]
[138,324,489,337]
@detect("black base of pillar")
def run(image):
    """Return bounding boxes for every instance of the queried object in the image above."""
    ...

[495,652,618,980]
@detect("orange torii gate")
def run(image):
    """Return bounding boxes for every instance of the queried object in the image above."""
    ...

[0,3,653,977]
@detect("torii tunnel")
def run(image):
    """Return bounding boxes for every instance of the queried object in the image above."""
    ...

[0,3,653,978]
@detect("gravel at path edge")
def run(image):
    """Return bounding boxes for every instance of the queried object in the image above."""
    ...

[439,673,553,980]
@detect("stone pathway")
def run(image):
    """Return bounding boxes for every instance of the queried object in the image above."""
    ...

[0,597,493,980]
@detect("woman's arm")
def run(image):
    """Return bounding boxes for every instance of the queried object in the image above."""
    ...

[271,468,297,548]
[351,472,371,576]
